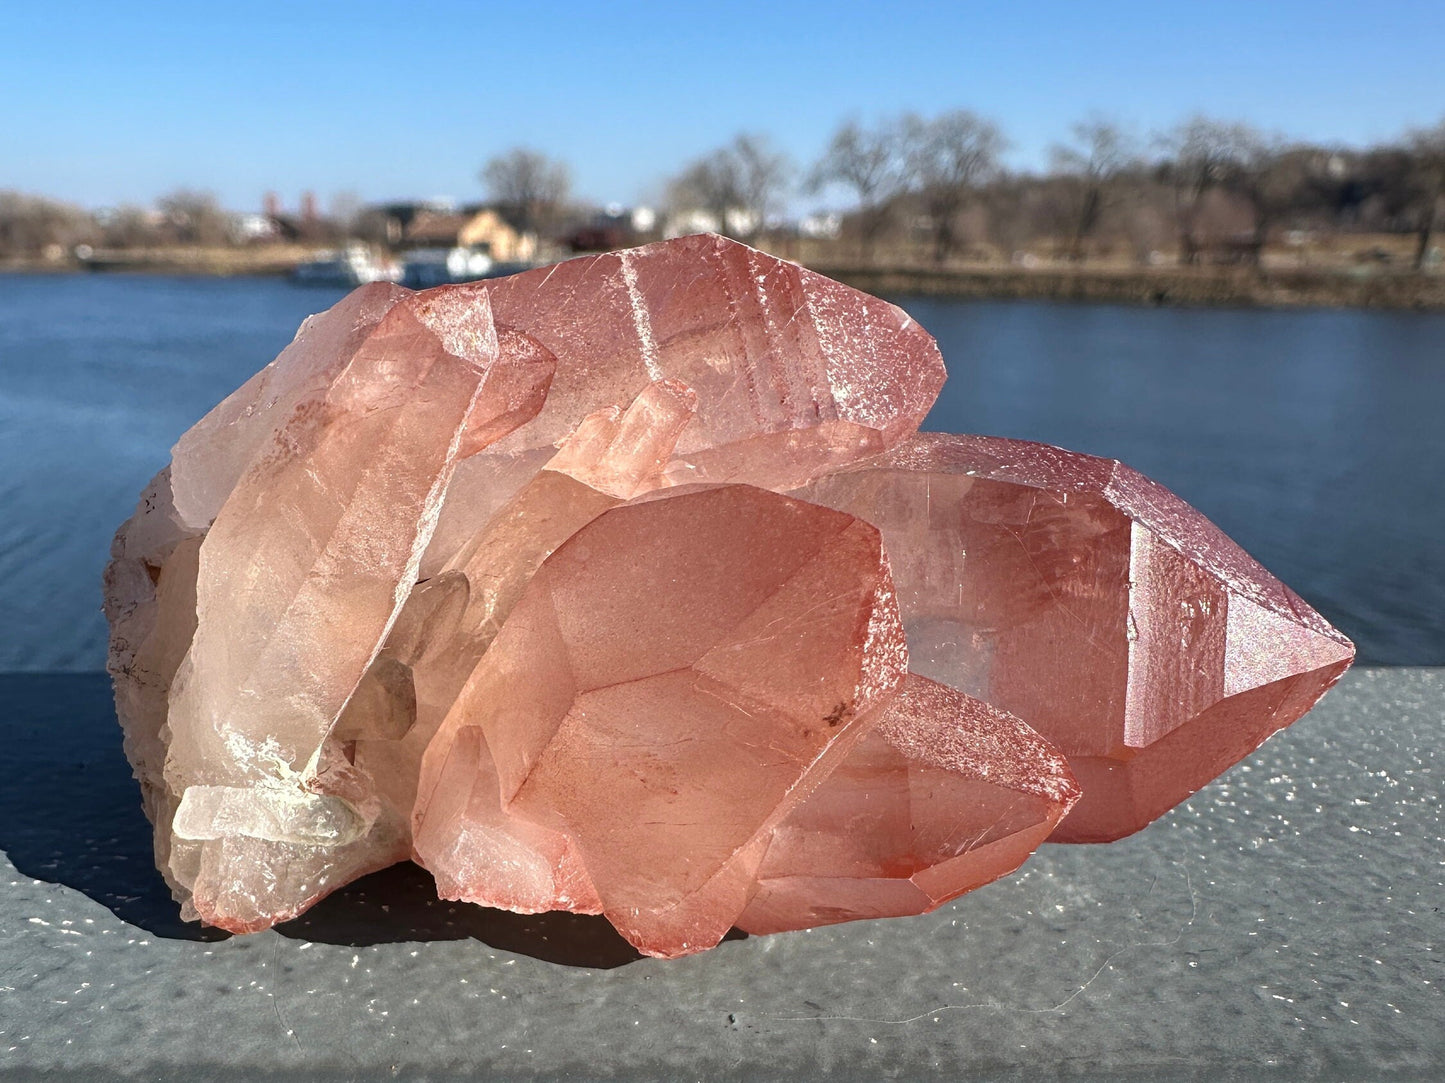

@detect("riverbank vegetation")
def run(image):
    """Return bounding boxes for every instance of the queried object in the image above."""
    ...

[3,110,1442,307]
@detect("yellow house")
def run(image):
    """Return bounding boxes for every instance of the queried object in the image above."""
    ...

[404,208,536,262]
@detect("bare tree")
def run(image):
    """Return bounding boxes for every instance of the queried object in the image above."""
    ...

[481,148,572,236]
[100,205,161,250]
[901,110,1007,263]
[157,189,232,246]
[668,150,740,235]
[809,117,910,259]
[1406,118,1445,269]
[1232,139,1324,265]
[668,134,791,240]
[1159,117,1263,265]
[0,191,95,257]
[732,134,792,236]
[1049,116,1136,260]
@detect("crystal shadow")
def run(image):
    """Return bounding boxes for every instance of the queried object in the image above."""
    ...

[0,673,223,941]
[0,673,691,967]
[277,861,748,969]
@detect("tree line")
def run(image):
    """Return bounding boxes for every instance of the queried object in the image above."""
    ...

[490,112,1445,271]
[661,112,1445,269]
[4,110,1443,270]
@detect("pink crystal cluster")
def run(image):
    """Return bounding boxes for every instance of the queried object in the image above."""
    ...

[104,234,1353,958]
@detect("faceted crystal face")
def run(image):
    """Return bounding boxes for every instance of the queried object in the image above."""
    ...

[482,232,944,460]
[738,674,1080,935]
[414,484,909,958]
[793,433,1356,842]
[348,378,701,911]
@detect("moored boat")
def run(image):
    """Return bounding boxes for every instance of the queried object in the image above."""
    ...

[292,245,401,286]
[400,246,496,288]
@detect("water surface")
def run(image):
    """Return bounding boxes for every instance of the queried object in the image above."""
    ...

[905,295,1445,665]
[0,273,1439,669]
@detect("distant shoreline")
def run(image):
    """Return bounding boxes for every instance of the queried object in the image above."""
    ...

[1,245,315,279]
[4,248,1444,312]
[813,263,1445,312]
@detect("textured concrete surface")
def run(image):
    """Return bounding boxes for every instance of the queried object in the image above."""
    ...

[0,668,1440,1081]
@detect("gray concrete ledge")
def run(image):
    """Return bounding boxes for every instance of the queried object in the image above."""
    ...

[1,668,1441,1081]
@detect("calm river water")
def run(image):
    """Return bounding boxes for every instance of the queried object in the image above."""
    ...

[0,272,1440,669]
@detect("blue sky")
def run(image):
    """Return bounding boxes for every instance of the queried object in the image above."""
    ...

[3,0,1442,212]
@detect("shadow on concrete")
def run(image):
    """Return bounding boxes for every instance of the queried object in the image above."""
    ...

[278,861,649,968]
[0,673,745,968]
[280,861,749,967]
[0,673,224,941]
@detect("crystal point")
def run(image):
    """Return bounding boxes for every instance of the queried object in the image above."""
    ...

[793,432,1354,841]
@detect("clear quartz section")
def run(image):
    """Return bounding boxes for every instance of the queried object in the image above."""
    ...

[106,286,552,931]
